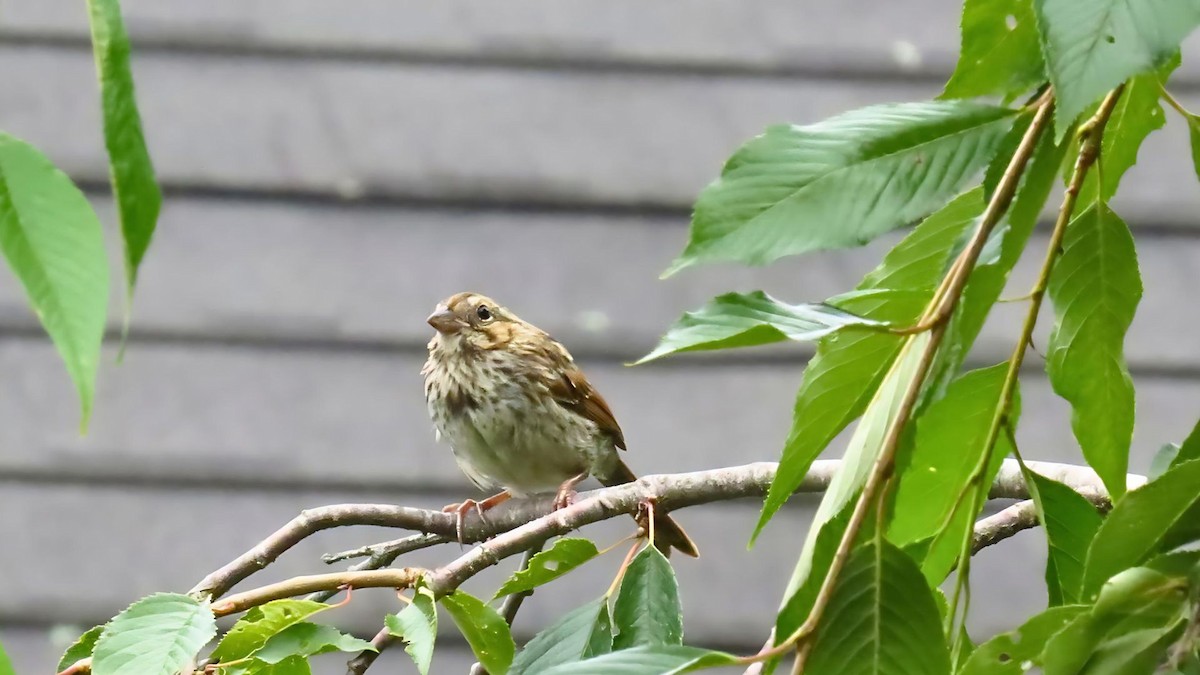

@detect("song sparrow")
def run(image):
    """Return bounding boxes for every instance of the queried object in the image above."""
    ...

[422,292,699,557]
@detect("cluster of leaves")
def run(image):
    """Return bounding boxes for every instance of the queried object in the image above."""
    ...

[56,538,714,674]
[0,0,159,429]
[29,0,1200,673]
[630,0,1200,671]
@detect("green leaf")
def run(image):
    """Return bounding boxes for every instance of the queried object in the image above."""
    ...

[1083,459,1200,597]
[964,605,1089,672]
[889,364,1016,547]
[1186,112,1200,183]
[494,538,599,599]
[932,590,976,670]
[775,500,859,649]
[1046,203,1140,500]
[86,0,162,296]
[1175,418,1200,468]
[926,119,1068,405]
[510,597,612,675]
[805,541,951,675]
[1149,443,1181,481]
[637,291,883,364]
[666,102,1016,275]
[540,645,736,675]
[245,656,309,675]
[780,329,933,606]
[441,590,515,675]
[92,593,217,675]
[251,623,375,663]
[753,189,985,540]
[942,0,1046,101]
[1034,0,1200,140]
[386,585,438,675]
[0,133,109,429]
[613,545,683,649]
[1077,59,1177,206]
[917,423,1016,586]
[1023,470,1104,605]
[210,599,330,662]
[1044,566,1189,675]
[891,364,1020,585]
[0,639,14,675]
[961,605,1087,675]
[57,625,105,672]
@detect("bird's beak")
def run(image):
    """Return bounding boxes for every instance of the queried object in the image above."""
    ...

[427,304,461,334]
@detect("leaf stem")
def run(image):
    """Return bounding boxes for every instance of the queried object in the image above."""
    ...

[942,85,1126,660]
[605,539,645,598]
[1158,83,1195,119]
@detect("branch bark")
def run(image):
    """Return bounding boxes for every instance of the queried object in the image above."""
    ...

[189,457,1130,606]
[59,458,1139,675]
[191,459,1136,604]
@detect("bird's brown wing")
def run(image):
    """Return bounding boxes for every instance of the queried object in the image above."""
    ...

[549,364,627,451]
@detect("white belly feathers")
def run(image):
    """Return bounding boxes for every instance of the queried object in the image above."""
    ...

[424,341,612,496]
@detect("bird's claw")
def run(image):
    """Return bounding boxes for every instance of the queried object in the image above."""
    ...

[442,499,485,545]
[442,491,510,545]
[552,488,576,511]
[552,472,587,512]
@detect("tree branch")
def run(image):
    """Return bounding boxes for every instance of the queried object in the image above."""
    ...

[190,458,1133,605]
[58,458,1138,675]
[210,569,424,616]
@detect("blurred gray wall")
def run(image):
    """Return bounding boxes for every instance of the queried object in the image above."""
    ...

[1,1,1199,672]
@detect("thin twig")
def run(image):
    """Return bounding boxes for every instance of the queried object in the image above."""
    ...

[311,533,448,603]
[943,85,1126,663]
[324,533,448,565]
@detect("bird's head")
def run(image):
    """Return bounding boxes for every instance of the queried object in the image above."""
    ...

[427,292,530,351]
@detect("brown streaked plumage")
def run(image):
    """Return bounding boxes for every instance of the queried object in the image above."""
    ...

[422,292,698,557]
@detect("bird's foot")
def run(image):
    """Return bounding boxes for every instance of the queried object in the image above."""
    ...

[552,473,588,511]
[442,491,511,544]
[552,489,576,511]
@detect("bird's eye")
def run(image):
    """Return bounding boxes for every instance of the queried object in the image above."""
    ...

[476,305,492,321]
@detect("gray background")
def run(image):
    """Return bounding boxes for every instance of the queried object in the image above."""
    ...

[1,1,1198,672]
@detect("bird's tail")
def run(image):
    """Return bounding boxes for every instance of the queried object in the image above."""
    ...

[602,459,700,558]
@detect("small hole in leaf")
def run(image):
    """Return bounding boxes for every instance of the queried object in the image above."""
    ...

[998,653,1011,663]
[1105,35,1115,43]
[1005,14,1017,30]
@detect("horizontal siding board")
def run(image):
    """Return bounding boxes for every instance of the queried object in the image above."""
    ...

[0,0,977,76]
[0,340,1189,488]
[0,483,1050,655]
[0,197,1196,369]
[5,0,1200,85]
[2,47,1199,225]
